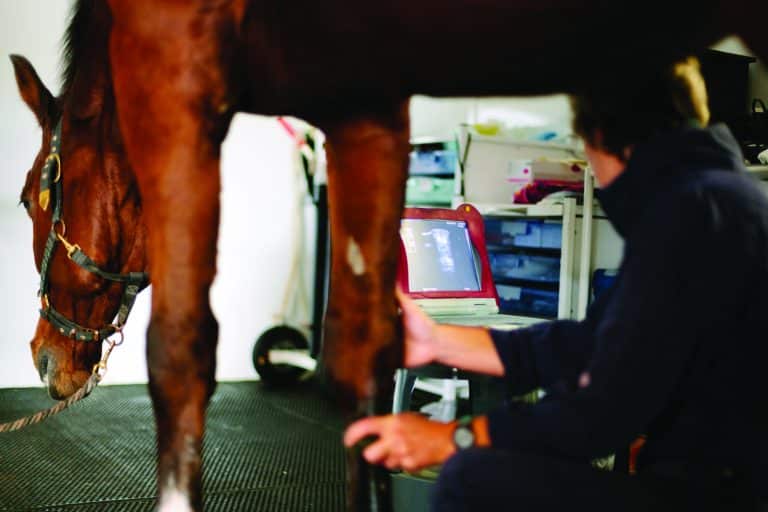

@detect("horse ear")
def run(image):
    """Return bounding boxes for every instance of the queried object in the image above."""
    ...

[10,54,55,127]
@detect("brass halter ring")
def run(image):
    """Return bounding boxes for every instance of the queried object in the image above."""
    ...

[46,153,62,183]
[53,219,66,238]
[109,325,125,346]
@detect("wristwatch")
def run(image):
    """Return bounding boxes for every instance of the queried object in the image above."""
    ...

[452,415,475,450]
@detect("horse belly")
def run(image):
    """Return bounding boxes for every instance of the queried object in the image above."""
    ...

[238,0,725,118]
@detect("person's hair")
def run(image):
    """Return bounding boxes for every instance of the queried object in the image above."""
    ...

[570,56,710,160]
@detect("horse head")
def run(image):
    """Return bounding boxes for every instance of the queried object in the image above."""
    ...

[11,54,148,400]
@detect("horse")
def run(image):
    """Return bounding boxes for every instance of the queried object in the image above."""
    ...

[11,0,767,510]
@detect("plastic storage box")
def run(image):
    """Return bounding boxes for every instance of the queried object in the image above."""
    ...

[484,218,562,249]
[496,284,559,318]
[489,253,560,283]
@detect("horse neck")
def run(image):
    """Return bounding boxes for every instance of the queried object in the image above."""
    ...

[60,0,147,274]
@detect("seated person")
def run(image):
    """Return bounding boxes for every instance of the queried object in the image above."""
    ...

[344,57,768,512]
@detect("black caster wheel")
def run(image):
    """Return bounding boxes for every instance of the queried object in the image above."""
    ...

[253,325,310,386]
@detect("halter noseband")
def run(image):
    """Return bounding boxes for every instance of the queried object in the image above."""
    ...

[37,117,150,342]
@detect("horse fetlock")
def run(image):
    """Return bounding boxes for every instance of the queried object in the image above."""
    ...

[155,412,205,510]
[157,475,200,512]
[156,486,194,512]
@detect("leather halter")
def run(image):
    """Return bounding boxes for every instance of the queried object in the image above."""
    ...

[37,117,150,342]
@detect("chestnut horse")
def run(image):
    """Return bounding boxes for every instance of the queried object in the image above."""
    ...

[11,0,767,510]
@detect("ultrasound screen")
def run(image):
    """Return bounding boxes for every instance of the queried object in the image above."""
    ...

[400,219,481,292]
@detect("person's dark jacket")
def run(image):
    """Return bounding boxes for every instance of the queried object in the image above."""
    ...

[488,124,768,498]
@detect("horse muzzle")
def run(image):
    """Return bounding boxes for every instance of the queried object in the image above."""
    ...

[35,347,91,400]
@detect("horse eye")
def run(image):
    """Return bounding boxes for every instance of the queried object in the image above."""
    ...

[19,198,30,210]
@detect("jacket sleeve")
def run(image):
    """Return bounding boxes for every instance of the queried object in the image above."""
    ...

[489,309,602,395]
[486,192,736,458]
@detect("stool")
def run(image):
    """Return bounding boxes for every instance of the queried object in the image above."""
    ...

[392,365,505,419]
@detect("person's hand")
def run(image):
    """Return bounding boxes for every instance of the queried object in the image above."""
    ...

[344,412,455,472]
[396,286,438,367]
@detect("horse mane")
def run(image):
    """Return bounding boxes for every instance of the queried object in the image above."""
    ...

[60,0,113,118]
[61,0,89,96]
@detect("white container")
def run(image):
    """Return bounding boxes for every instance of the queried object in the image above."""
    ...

[459,125,584,205]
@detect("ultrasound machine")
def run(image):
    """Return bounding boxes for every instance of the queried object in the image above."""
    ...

[392,204,540,421]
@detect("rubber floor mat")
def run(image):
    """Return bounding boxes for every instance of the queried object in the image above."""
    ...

[0,381,348,511]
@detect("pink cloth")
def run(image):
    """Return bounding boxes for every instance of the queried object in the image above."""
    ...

[513,180,584,204]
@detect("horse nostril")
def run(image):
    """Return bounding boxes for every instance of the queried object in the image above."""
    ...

[37,353,50,382]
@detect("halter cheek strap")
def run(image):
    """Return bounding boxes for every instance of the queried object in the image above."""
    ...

[37,117,150,342]
[38,119,61,212]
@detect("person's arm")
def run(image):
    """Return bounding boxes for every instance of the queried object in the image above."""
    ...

[430,323,505,375]
[397,287,504,375]
[343,412,492,473]
[344,268,606,471]
[488,317,599,395]
[398,287,600,395]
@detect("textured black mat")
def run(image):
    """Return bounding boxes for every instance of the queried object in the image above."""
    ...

[0,381,347,511]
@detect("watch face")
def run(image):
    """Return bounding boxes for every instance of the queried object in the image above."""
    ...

[454,425,475,449]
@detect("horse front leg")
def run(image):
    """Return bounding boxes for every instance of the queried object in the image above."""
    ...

[114,110,221,511]
[108,5,236,510]
[319,101,411,511]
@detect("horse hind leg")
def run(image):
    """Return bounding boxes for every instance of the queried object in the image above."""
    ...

[318,101,411,512]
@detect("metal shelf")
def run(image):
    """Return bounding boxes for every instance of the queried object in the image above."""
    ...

[485,244,561,254]
[492,276,560,289]
[475,196,579,320]
[747,165,768,179]
[453,197,565,217]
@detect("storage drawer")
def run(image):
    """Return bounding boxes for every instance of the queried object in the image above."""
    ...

[405,176,454,206]
[484,218,562,249]
[496,284,558,318]
[489,253,560,283]
[409,148,458,176]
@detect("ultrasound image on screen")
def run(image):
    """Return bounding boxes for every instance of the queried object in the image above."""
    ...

[400,219,481,292]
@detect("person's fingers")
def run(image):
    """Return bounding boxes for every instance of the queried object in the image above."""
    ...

[384,454,401,470]
[344,417,384,447]
[400,455,418,473]
[395,285,409,309]
[397,287,420,317]
[363,438,390,464]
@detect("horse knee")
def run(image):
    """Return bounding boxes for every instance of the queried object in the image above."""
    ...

[146,310,218,394]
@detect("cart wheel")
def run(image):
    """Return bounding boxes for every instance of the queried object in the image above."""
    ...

[253,325,310,386]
